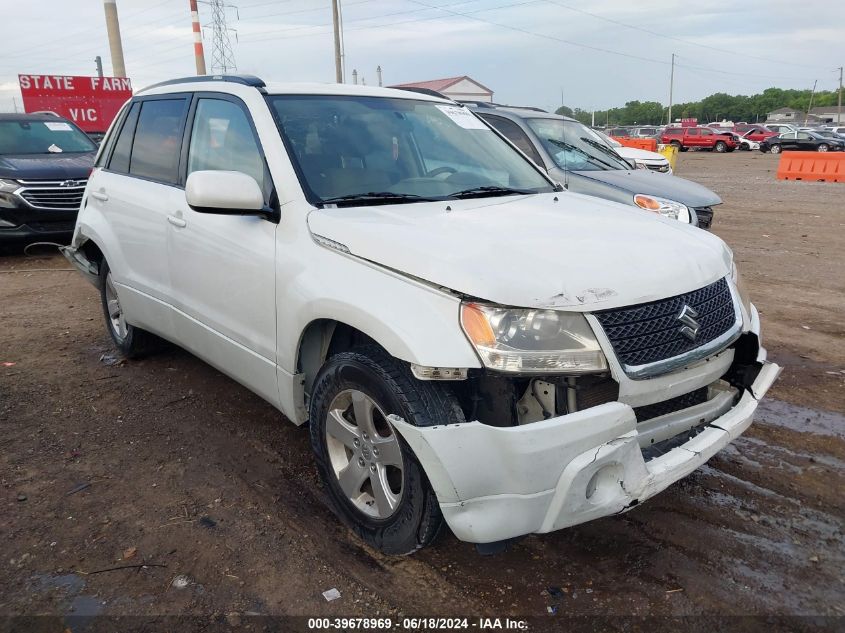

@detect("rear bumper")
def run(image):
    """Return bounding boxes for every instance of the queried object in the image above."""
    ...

[391,346,780,544]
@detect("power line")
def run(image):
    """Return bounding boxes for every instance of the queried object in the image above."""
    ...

[544,0,827,71]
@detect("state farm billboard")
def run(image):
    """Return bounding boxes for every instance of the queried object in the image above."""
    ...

[18,75,133,133]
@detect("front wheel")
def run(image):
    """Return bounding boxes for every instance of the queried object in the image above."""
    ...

[817,144,829,152]
[770,144,782,154]
[309,345,464,555]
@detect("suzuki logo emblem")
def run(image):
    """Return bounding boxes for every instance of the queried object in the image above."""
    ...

[59,180,80,188]
[677,305,700,340]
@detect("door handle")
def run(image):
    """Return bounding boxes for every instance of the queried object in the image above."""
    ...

[90,191,109,202]
[167,215,187,228]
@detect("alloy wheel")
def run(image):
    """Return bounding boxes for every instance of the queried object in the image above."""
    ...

[325,389,404,519]
[104,272,128,341]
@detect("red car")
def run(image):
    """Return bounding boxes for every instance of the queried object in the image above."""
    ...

[660,127,737,152]
[739,126,777,142]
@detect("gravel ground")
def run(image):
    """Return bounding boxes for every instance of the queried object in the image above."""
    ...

[1,151,843,629]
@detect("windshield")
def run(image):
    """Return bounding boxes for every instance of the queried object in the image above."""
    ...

[0,119,96,155]
[266,95,553,205]
[524,118,631,172]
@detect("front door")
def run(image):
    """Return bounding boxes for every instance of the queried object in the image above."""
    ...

[167,94,280,407]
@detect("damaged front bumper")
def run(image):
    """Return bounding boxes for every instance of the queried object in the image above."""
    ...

[390,352,780,545]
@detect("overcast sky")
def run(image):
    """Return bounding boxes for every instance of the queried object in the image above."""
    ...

[1,0,842,113]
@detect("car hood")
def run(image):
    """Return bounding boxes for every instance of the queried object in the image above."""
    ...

[573,169,721,207]
[0,152,95,180]
[615,146,667,163]
[307,192,733,311]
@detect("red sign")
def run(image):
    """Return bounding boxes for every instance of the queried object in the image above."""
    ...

[18,74,133,133]
[680,117,698,127]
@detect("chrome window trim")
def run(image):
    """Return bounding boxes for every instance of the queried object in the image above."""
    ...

[616,280,743,380]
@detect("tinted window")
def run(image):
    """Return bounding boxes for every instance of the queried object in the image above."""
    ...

[129,99,186,183]
[481,115,543,166]
[687,129,700,136]
[188,98,267,195]
[107,101,141,174]
[663,128,682,135]
[700,129,712,136]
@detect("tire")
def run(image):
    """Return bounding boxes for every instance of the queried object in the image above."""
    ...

[309,345,464,555]
[770,144,782,154]
[714,141,727,153]
[817,144,829,152]
[99,260,156,358]
[670,140,682,152]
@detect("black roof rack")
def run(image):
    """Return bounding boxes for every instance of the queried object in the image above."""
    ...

[393,86,451,100]
[142,74,266,92]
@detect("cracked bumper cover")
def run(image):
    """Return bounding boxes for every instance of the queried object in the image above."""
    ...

[389,352,780,544]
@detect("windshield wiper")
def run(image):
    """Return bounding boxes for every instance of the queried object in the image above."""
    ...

[545,138,617,170]
[580,136,628,163]
[448,185,535,199]
[320,191,441,207]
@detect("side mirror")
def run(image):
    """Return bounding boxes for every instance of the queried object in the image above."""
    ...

[185,170,275,220]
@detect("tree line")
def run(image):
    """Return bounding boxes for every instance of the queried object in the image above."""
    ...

[556,87,841,127]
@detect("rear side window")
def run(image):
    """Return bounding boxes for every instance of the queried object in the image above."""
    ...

[187,98,268,196]
[107,101,141,174]
[663,128,682,135]
[481,115,543,166]
[129,99,187,184]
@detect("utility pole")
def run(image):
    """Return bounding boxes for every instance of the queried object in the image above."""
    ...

[838,66,843,125]
[103,0,126,77]
[95,56,104,78]
[377,65,382,87]
[331,0,343,82]
[667,53,675,125]
[189,0,207,75]
[806,79,817,124]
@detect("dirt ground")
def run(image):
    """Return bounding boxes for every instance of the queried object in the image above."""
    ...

[1,152,843,629]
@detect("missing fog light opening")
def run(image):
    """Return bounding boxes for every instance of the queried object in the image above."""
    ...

[585,463,623,504]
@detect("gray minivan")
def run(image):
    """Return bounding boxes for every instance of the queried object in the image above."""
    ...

[467,104,721,229]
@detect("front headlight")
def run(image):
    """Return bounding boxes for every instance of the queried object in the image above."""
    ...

[731,261,752,317]
[0,178,20,193]
[460,303,608,374]
[633,194,691,224]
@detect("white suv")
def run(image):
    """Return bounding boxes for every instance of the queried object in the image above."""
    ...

[64,75,780,554]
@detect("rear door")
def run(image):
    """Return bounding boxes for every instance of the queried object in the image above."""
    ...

[686,128,701,147]
[779,132,798,149]
[166,93,280,407]
[89,95,189,337]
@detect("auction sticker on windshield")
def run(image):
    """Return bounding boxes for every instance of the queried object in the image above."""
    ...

[436,105,488,130]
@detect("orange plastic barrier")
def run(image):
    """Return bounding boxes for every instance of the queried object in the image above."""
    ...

[776,151,845,183]
[612,137,658,152]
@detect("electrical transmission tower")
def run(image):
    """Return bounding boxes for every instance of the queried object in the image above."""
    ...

[201,0,238,73]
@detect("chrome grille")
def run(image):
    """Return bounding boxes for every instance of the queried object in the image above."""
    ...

[17,179,87,211]
[646,163,670,173]
[594,277,740,377]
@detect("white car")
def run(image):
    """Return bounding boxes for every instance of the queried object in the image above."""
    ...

[596,130,673,174]
[737,131,761,151]
[63,75,780,554]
